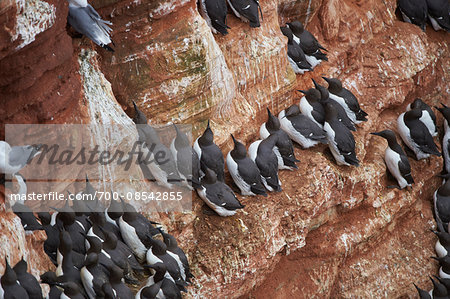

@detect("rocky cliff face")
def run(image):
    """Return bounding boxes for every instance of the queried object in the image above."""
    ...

[0,0,449,297]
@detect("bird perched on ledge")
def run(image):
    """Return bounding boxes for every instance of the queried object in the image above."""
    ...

[227,0,263,28]
[199,0,230,35]
[280,26,312,74]
[67,0,115,51]
[322,77,368,125]
[196,167,245,216]
[397,0,428,31]
[287,20,328,68]
[397,108,441,160]
[371,129,414,189]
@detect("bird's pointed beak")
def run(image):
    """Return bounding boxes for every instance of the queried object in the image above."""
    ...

[370,132,382,137]
[207,119,210,129]
[230,134,237,145]
[430,229,439,235]
[322,76,331,83]
[431,256,441,261]
[297,89,306,94]
[49,206,61,212]
[173,124,180,135]
[311,78,319,88]
[132,101,138,111]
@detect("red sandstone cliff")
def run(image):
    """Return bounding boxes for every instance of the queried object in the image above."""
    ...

[0,0,449,297]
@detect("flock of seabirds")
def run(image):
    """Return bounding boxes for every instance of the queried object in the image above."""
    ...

[0,0,449,297]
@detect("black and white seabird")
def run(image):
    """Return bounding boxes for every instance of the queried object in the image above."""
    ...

[56,281,85,299]
[86,236,116,276]
[406,98,437,137]
[397,0,428,31]
[322,77,368,124]
[170,124,201,189]
[193,120,225,182]
[81,252,109,299]
[139,263,182,299]
[413,283,432,299]
[286,20,327,51]
[104,197,122,228]
[118,201,157,263]
[371,130,414,189]
[248,134,282,192]
[71,199,91,233]
[323,102,359,167]
[432,255,450,279]
[102,282,116,299]
[434,275,450,294]
[39,214,60,265]
[426,0,450,31]
[102,229,143,283]
[278,104,327,148]
[298,88,325,128]
[260,108,299,170]
[76,176,102,214]
[397,108,441,160]
[87,211,121,245]
[159,228,194,283]
[56,231,83,284]
[67,0,114,51]
[286,20,328,68]
[40,271,64,299]
[280,26,312,74]
[313,79,356,132]
[227,0,263,27]
[432,230,450,258]
[434,179,450,227]
[12,258,42,299]
[0,258,29,298]
[136,281,163,299]
[55,204,87,255]
[133,102,182,189]
[430,276,449,298]
[226,134,267,196]
[436,103,450,176]
[196,167,245,216]
[146,237,187,292]
[199,0,230,34]
[109,265,134,298]
[0,141,42,175]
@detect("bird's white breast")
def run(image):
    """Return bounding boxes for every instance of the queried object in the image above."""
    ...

[384,147,408,189]
[259,123,270,139]
[247,141,261,162]
[119,217,147,261]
